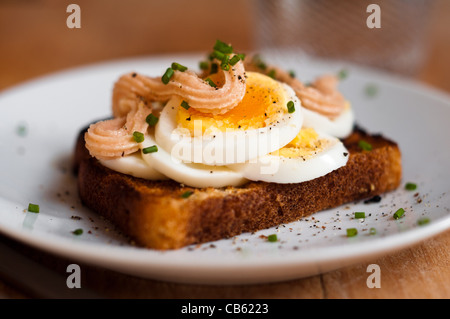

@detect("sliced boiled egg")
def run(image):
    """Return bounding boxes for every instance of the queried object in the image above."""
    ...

[228,128,349,183]
[99,153,168,180]
[155,72,303,165]
[140,132,248,188]
[302,102,354,139]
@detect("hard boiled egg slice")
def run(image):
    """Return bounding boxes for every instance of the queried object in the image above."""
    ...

[155,72,303,165]
[140,132,248,188]
[228,128,349,183]
[302,102,354,139]
[99,153,168,180]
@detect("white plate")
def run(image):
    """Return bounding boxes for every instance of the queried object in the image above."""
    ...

[0,53,449,285]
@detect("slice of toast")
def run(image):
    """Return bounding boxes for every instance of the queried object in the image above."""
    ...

[73,124,402,250]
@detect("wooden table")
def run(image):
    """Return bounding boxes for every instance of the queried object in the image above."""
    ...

[1,0,449,299]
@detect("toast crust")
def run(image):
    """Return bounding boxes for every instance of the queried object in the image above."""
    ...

[74,125,402,249]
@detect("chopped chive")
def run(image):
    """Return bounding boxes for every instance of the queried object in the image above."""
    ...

[205,78,217,88]
[393,208,405,220]
[338,69,348,80]
[267,69,276,79]
[358,140,373,151]
[252,54,267,70]
[221,63,230,71]
[142,145,158,154]
[213,39,233,54]
[199,61,209,70]
[181,100,190,110]
[16,123,28,137]
[220,55,230,71]
[181,190,193,198]
[132,131,145,143]
[27,203,40,213]
[288,70,296,78]
[267,234,278,242]
[171,62,188,72]
[257,61,267,70]
[405,182,417,191]
[417,217,430,226]
[346,228,358,237]
[355,212,366,219]
[229,55,241,66]
[161,67,174,84]
[236,53,246,61]
[369,227,377,235]
[365,84,378,97]
[146,113,159,126]
[212,50,226,62]
[72,228,83,235]
[287,101,295,113]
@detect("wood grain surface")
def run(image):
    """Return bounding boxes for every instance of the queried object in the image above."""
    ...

[0,0,449,299]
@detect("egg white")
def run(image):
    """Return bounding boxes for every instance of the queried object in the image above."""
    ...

[155,83,303,166]
[140,132,248,188]
[302,106,354,139]
[99,153,168,180]
[227,131,349,184]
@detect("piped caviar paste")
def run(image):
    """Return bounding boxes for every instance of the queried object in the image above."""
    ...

[85,40,355,188]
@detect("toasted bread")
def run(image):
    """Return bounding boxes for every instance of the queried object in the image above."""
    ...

[73,124,401,250]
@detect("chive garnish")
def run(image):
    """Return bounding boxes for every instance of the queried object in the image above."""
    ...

[171,62,187,72]
[16,123,28,137]
[220,55,230,71]
[229,55,241,66]
[213,39,233,54]
[267,69,276,79]
[236,53,246,61]
[27,203,39,213]
[181,100,190,110]
[143,145,158,154]
[417,217,430,226]
[355,212,366,219]
[146,113,159,126]
[338,69,348,80]
[205,78,217,88]
[267,234,278,242]
[133,131,145,143]
[72,228,83,235]
[181,190,193,198]
[212,50,226,62]
[358,140,373,151]
[369,227,377,235]
[346,228,358,237]
[405,182,417,191]
[199,61,209,70]
[365,84,378,97]
[288,70,296,78]
[287,101,295,113]
[393,208,405,220]
[161,67,174,84]
[252,54,267,70]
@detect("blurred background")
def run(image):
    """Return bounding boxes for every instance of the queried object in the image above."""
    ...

[0,0,449,92]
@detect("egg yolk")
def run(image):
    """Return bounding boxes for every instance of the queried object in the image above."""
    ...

[273,128,332,159]
[176,72,288,135]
